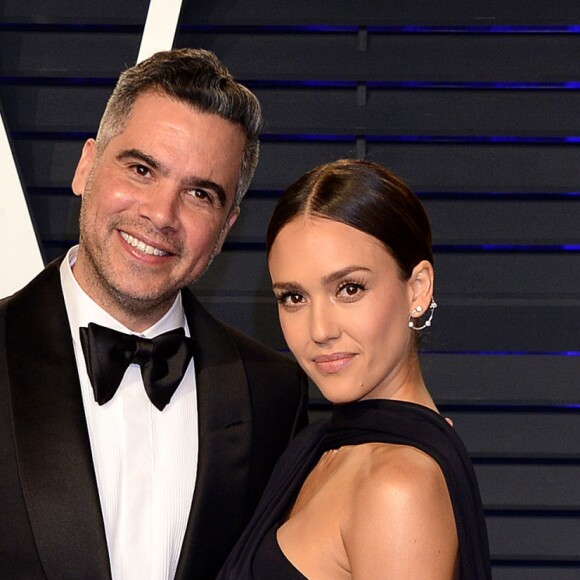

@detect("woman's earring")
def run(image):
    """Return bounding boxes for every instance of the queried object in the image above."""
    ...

[408,299,437,331]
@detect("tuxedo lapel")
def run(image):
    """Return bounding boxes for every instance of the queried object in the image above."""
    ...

[175,291,253,580]
[6,260,111,579]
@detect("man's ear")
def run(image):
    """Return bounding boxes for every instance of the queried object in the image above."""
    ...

[408,259,434,312]
[71,139,98,197]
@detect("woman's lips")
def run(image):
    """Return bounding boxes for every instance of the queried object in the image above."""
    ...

[312,352,356,374]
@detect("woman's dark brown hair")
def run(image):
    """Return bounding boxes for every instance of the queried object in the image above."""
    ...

[266,159,433,279]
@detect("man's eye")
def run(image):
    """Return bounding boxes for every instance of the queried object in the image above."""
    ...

[189,189,213,203]
[133,165,150,177]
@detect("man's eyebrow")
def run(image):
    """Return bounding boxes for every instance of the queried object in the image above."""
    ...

[117,149,167,173]
[184,177,228,208]
[116,148,229,207]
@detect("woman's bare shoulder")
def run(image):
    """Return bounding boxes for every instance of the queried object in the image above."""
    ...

[349,443,448,512]
[342,443,458,579]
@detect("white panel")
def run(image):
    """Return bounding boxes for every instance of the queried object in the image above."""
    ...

[0,113,44,298]
[137,0,184,63]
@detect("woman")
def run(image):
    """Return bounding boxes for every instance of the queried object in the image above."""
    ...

[219,159,491,579]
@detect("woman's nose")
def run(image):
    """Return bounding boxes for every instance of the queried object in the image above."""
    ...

[310,301,341,345]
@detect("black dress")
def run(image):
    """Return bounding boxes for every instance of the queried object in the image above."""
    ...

[218,399,492,579]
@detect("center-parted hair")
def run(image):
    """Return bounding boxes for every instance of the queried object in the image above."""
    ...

[266,159,433,279]
[97,48,263,206]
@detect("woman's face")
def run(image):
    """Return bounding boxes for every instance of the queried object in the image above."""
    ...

[268,215,428,404]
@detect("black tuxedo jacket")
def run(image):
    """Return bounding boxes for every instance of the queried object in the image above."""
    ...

[0,258,308,579]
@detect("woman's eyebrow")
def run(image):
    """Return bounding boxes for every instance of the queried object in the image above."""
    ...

[321,266,371,285]
[272,281,303,292]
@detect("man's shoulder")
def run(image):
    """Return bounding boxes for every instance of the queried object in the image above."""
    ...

[221,322,294,365]
[181,287,294,366]
[1,258,63,315]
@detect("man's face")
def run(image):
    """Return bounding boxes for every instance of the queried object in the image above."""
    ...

[71,91,245,329]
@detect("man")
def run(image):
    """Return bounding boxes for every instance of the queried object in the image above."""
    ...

[0,49,308,579]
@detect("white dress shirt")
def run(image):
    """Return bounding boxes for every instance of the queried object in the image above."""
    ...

[60,246,198,580]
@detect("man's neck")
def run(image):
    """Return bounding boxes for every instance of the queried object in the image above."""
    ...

[63,246,183,334]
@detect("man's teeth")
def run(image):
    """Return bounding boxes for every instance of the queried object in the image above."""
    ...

[120,232,168,256]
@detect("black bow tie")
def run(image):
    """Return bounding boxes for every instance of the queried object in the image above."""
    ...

[79,322,194,411]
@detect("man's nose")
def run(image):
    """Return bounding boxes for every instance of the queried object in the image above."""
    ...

[138,184,179,231]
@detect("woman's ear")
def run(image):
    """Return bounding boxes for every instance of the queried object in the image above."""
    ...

[72,139,97,197]
[408,260,434,312]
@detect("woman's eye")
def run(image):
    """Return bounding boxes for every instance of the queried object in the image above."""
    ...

[278,293,304,306]
[340,284,359,295]
[337,282,366,299]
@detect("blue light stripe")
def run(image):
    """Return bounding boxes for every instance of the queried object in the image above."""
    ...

[14,130,580,146]
[308,399,580,414]
[5,77,580,91]
[260,133,580,144]
[4,21,580,35]
[415,191,580,200]
[438,403,580,413]
[491,559,580,567]
[474,457,580,465]
[424,350,580,357]
[177,23,580,35]
[219,241,580,254]
[368,25,580,34]
[367,80,580,90]
[434,244,580,253]
[246,79,580,90]
[245,189,580,201]
[12,131,96,140]
[28,186,580,202]
[364,135,580,144]
[0,76,116,86]
[0,23,143,33]
[5,22,580,36]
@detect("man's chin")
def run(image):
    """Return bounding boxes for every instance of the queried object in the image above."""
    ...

[109,284,179,315]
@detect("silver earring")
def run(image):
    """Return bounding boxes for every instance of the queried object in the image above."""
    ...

[408,299,437,331]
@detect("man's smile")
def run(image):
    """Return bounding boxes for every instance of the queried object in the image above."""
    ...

[119,231,171,257]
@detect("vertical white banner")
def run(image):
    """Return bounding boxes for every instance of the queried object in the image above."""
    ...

[138,0,184,63]
[0,113,44,298]
[0,0,183,298]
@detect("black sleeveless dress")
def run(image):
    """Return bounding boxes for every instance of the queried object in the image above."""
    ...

[218,399,492,579]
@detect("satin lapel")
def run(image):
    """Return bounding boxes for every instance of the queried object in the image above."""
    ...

[175,291,253,580]
[6,260,111,579]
